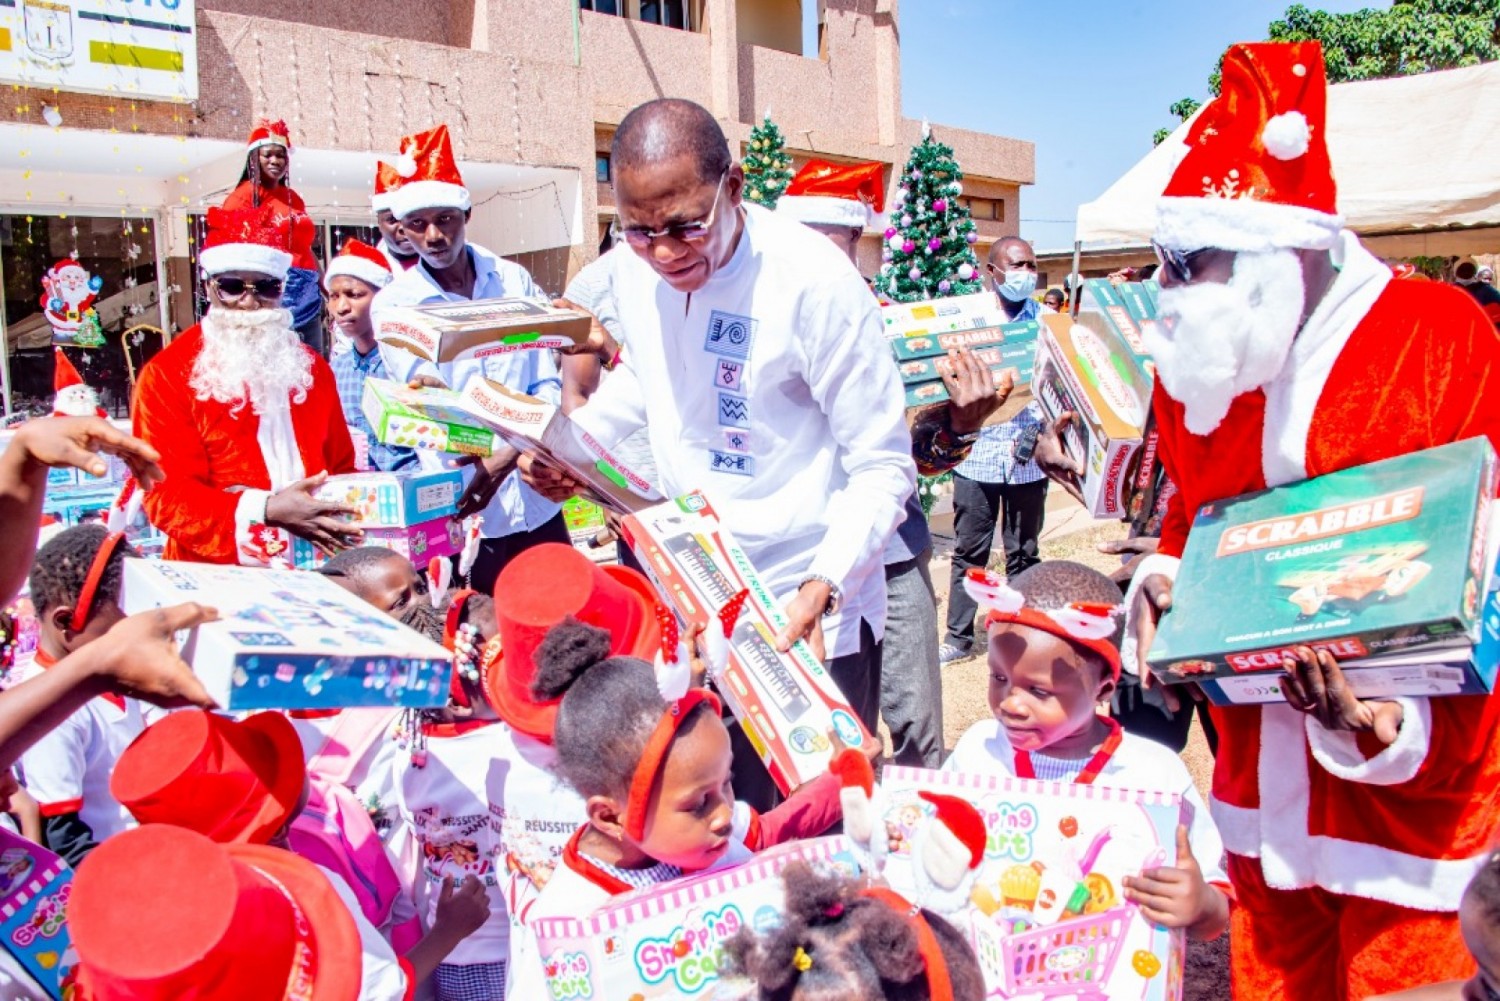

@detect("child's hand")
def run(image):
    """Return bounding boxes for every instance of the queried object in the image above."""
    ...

[1121,826,1229,940]
[685,623,708,689]
[1279,644,1404,744]
[433,875,490,941]
[827,725,882,768]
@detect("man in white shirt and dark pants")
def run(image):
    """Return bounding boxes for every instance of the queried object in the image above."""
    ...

[523,99,914,806]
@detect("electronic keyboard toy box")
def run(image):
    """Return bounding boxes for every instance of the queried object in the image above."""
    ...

[532,837,859,1001]
[879,767,1185,1001]
[621,493,876,794]
[1148,438,1498,687]
[120,560,453,711]
[376,296,593,365]
[362,377,498,457]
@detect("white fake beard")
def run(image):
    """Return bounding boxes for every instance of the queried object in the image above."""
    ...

[907,823,978,920]
[1147,248,1306,436]
[54,384,100,417]
[191,306,313,416]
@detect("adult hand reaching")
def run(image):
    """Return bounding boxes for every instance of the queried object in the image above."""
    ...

[14,415,165,488]
[84,603,220,708]
[775,579,831,662]
[553,297,619,365]
[1034,413,1085,505]
[1131,571,1180,712]
[941,352,1009,434]
[1279,644,1404,743]
[265,471,363,554]
[456,446,520,518]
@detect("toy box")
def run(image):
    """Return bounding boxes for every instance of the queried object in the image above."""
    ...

[362,378,498,457]
[894,320,1037,420]
[889,320,1039,363]
[0,827,76,998]
[1149,439,1498,690]
[377,297,592,366]
[1032,314,1151,519]
[1076,279,1155,375]
[621,492,876,793]
[881,292,1004,339]
[880,767,1185,1001]
[313,469,463,528]
[531,837,858,1001]
[462,378,662,516]
[120,560,452,711]
[292,517,462,570]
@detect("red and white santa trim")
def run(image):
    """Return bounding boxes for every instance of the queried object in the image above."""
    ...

[776,160,886,231]
[386,125,471,220]
[246,118,292,154]
[197,203,296,281]
[323,239,394,292]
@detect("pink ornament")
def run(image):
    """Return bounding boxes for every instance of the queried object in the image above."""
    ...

[933,199,948,213]
[927,238,942,252]
[884,227,897,239]
[908,266,923,281]
[965,231,979,245]
[902,240,915,254]
[938,279,952,293]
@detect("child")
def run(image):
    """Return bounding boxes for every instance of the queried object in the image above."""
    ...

[317,544,429,618]
[725,860,987,1001]
[946,560,1230,941]
[16,524,144,864]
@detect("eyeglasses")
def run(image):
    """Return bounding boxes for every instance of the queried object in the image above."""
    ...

[612,172,727,248]
[213,276,285,300]
[1151,241,1217,285]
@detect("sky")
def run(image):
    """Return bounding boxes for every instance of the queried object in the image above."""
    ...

[804,1,1388,252]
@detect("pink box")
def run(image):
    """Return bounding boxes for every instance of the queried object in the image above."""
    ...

[293,517,461,569]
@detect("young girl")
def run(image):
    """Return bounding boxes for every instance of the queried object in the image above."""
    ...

[725,860,987,1001]
[947,560,1231,941]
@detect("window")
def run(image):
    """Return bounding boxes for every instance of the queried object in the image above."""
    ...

[639,0,687,29]
[579,0,620,14]
[596,154,611,184]
[962,197,1004,222]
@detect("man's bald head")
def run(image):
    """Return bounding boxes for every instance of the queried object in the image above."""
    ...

[611,99,732,185]
[988,235,1033,267]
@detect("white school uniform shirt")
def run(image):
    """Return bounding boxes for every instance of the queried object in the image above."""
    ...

[371,243,564,540]
[286,709,405,842]
[943,720,1229,886]
[317,863,409,1001]
[571,205,915,657]
[393,720,587,968]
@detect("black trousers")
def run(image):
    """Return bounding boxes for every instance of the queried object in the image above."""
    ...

[944,474,1049,649]
[465,511,572,596]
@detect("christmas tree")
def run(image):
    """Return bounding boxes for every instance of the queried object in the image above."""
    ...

[742,113,794,209]
[875,127,982,303]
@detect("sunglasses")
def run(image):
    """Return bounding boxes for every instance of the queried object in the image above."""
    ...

[612,172,727,249]
[1151,241,1217,284]
[213,276,285,300]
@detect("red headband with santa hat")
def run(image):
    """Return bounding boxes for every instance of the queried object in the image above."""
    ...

[777,160,886,231]
[246,118,291,154]
[198,202,299,281]
[387,124,471,220]
[323,238,393,293]
[1155,40,1343,254]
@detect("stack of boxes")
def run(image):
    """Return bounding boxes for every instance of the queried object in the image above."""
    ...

[293,469,465,568]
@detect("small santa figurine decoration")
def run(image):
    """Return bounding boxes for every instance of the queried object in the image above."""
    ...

[52,348,106,419]
[40,258,104,347]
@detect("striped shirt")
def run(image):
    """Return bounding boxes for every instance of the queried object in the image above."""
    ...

[330,344,419,472]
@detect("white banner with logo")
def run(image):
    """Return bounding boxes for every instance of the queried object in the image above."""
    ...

[0,0,197,101]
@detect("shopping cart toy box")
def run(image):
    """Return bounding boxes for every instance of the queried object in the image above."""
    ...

[120,560,453,711]
[532,836,859,1001]
[312,469,462,527]
[621,492,876,794]
[880,766,1185,1001]
[1149,438,1498,687]
[376,296,592,365]
[0,827,76,999]
[362,378,498,457]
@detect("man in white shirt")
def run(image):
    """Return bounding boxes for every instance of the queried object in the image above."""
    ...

[372,125,571,593]
[523,99,914,804]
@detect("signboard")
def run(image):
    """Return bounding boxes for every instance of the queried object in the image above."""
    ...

[0,0,198,101]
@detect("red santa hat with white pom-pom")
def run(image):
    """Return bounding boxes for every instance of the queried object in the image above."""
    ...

[1155,40,1343,254]
[323,239,393,293]
[52,348,106,419]
[777,160,887,231]
[386,124,471,221]
[908,791,987,919]
[245,119,291,154]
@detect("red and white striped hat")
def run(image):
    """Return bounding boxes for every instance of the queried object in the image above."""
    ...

[323,238,393,292]
[246,119,291,154]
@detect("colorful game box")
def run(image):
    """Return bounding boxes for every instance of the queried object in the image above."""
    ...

[361,378,498,457]
[119,560,453,711]
[531,837,859,1001]
[881,291,1005,339]
[292,517,462,570]
[1076,279,1155,376]
[880,767,1185,1001]
[462,378,662,516]
[621,492,876,794]
[0,827,76,999]
[377,297,592,365]
[313,469,463,528]
[1149,439,1498,690]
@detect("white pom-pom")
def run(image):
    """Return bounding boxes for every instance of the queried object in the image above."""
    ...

[394,152,418,178]
[1262,111,1310,161]
[887,233,904,252]
[654,647,694,703]
[703,626,730,680]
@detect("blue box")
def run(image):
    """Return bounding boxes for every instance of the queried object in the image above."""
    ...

[313,470,462,528]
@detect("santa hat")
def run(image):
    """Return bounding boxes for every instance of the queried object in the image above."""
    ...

[70,825,361,1001]
[52,347,106,418]
[110,709,307,845]
[323,238,393,292]
[199,202,297,280]
[386,124,471,220]
[370,158,405,214]
[777,160,886,231]
[909,791,986,917]
[831,748,888,874]
[1155,40,1343,253]
[246,118,292,154]
[919,791,986,874]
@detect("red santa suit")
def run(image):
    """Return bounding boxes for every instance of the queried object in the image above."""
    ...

[1135,41,1500,1000]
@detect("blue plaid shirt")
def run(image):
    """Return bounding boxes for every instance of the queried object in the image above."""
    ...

[953,297,1047,485]
[331,344,419,472]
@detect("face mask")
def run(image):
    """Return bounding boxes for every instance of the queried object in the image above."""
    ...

[997,269,1038,302]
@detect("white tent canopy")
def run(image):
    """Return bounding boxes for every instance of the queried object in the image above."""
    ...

[1075,60,1500,251]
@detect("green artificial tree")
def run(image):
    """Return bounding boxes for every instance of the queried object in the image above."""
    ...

[875,127,983,304]
[742,113,794,209]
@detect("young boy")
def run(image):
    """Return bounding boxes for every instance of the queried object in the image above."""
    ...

[17,524,144,864]
[945,560,1230,940]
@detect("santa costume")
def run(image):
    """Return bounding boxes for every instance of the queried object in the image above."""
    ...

[51,347,107,418]
[1132,40,1500,999]
[131,202,355,565]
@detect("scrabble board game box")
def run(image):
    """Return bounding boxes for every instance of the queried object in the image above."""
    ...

[0,828,76,999]
[313,469,463,527]
[376,297,592,365]
[1076,279,1154,377]
[1149,439,1498,689]
[879,767,1185,1001]
[621,493,876,793]
[362,378,498,457]
[880,291,1004,339]
[120,560,453,711]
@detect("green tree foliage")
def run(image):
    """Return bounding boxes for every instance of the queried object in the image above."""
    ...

[874,130,983,304]
[742,114,794,209]
[1152,0,1500,143]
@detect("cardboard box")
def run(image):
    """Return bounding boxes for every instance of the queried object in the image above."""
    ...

[361,378,498,457]
[377,297,592,365]
[293,517,462,570]
[879,767,1185,1001]
[0,827,77,998]
[1077,279,1154,366]
[313,469,463,527]
[462,378,662,516]
[1149,439,1498,686]
[120,560,453,711]
[41,485,117,527]
[889,320,1038,362]
[1195,642,1499,705]
[895,320,1037,420]
[881,292,1004,339]
[621,493,876,793]
[1032,315,1151,519]
[531,837,859,1001]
